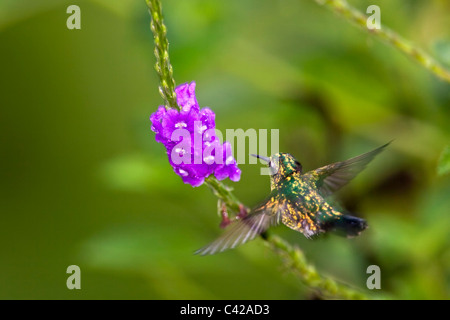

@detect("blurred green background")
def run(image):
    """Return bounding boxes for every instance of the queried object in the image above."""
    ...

[1,0,449,299]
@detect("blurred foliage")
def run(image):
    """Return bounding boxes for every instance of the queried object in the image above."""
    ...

[0,0,449,299]
[438,145,450,176]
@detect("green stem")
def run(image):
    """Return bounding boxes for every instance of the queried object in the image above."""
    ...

[267,234,367,299]
[315,0,450,83]
[205,176,242,214]
[146,0,178,109]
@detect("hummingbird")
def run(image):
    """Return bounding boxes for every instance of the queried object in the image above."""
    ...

[196,142,390,255]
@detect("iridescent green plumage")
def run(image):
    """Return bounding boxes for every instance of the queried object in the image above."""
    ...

[196,143,390,255]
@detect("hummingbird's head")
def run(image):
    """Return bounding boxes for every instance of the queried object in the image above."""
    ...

[252,153,302,185]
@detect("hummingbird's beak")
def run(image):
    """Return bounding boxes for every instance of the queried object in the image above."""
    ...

[251,154,270,163]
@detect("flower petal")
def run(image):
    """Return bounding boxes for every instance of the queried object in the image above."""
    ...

[175,81,199,113]
[199,107,215,130]
[150,106,167,143]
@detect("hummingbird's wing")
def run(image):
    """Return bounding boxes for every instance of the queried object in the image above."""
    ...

[195,195,285,255]
[305,142,390,197]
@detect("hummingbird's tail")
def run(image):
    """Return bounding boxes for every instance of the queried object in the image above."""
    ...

[325,214,368,238]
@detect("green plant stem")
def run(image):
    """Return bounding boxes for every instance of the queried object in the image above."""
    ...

[267,234,367,299]
[205,176,242,214]
[315,0,450,83]
[146,0,178,109]
[147,0,369,300]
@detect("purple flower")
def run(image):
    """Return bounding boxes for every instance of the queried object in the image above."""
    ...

[150,81,241,187]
